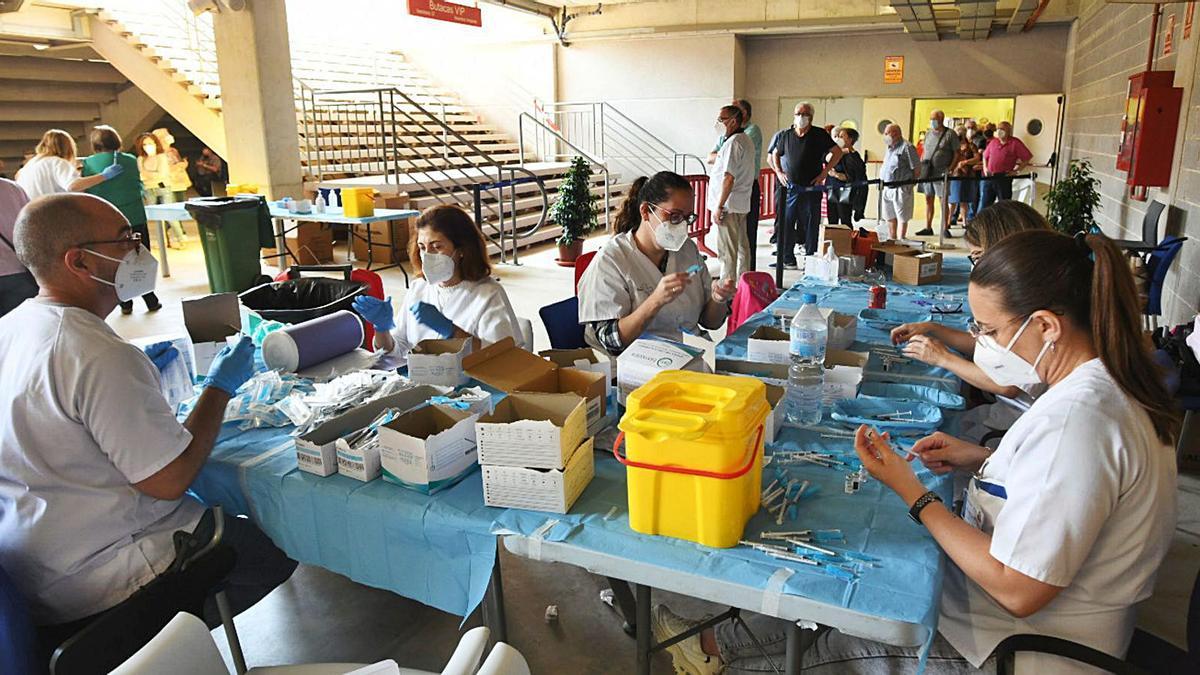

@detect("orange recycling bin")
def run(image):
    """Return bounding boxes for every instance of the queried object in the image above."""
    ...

[616,370,768,548]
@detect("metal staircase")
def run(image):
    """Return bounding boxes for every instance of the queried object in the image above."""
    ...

[534,101,707,180]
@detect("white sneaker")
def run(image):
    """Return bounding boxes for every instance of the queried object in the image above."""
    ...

[651,604,722,675]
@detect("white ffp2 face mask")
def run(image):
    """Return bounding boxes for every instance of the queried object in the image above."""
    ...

[973,315,1052,387]
[85,245,158,302]
[794,115,811,129]
[650,208,688,252]
[421,251,456,285]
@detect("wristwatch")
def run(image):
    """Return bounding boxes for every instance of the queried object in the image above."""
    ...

[908,491,943,525]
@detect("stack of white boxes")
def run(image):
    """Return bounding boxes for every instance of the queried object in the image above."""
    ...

[475,392,594,514]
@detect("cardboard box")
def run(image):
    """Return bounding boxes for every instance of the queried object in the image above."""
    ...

[616,338,707,405]
[466,338,607,433]
[714,358,789,385]
[408,338,475,387]
[285,222,334,264]
[819,225,854,256]
[294,385,446,477]
[482,437,595,513]
[763,383,786,444]
[746,325,792,365]
[181,293,241,376]
[823,350,868,406]
[378,404,480,494]
[475,392,587,469]
[824,310,858,351]
[336,437,382,482]
[892,251,943,286]
[352,220,410,265]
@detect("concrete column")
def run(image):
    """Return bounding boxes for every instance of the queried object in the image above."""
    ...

[212,0,302,199]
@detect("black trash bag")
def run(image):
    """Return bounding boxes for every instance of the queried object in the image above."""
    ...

[239,277,366,324]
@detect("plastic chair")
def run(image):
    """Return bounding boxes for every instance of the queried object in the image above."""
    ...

[539,296,588,350]
[573,250,597,295]
[111,612,490,675]
[475,642,531,675]
[994,562,1200,675]
[1145,236,1187,323]
[0,562,36,675]
[726,271,780,336]
[1113,200,1166,255]
[517,317,535,352]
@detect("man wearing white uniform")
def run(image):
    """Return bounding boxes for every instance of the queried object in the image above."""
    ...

[880,123,920,240]
[578,171,735,357]
[707,105,756,282]
[0,194,295,656]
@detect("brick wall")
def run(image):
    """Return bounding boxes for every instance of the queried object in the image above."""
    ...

[1062,0,1199,324]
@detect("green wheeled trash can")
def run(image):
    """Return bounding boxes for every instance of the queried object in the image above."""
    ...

[185,196,271,293]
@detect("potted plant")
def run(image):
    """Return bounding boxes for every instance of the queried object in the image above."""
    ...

[550,155,599,266]
[1045,159,1102,236]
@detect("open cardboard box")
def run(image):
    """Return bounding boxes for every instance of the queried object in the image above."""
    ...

[819,225,854,256]
[466,338,606,434]
[746,325,791,365]
[475,392,587,469]
[182,293,241,377]
[408,337,477,387]
[763,383,786,444]
[294,384,447,477]
[482,437,594,513]
[378,404,480,494]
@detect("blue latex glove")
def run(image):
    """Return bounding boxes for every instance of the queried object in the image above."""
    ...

[203,335,256,395]
[410,301,454,338]
[142,340,180,372]
[351,295,395,332]
[100,163,124,181]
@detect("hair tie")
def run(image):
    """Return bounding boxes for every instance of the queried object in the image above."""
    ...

[1073,230,1096,263]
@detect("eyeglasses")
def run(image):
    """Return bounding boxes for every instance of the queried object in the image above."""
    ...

[967,314,1023,339]
[931,302,963,315]
[78,231,143,248]
[967,251,982,266]
[651,206,698,227]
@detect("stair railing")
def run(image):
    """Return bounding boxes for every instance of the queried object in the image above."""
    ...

[304,86,549,263]
[537,101,706,180]
[517,112,612,232]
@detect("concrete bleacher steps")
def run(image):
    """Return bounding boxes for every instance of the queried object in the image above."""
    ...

[82,2,624,255]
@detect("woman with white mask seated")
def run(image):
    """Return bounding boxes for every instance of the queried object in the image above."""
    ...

[577,171,736,357]
[353,205,523,363]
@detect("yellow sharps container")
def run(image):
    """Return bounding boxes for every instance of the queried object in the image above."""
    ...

[616,370,768,548]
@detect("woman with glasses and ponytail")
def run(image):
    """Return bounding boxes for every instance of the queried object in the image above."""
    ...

[577,171,736,357]
[656,230,1178,674]
[850,229,1179,673]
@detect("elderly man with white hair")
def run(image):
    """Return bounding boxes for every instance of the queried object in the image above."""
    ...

[880,123,920,240]
[767,102,842,268]
[0,193,295,660]
[915,109,958,237]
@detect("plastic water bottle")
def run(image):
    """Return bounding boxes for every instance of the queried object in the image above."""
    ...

[786,293,828,426]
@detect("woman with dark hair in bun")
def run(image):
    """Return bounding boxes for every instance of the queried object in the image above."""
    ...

[576,171,735,357]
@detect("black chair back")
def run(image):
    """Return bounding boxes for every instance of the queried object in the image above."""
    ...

[1141,201,1166,246]
[49,543,235,675]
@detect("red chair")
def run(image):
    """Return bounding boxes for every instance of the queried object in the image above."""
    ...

[727,271,780,335]
[574,250,597,295]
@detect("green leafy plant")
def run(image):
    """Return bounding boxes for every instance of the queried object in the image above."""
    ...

[1045,159,1102,236]
[550,155,599,247]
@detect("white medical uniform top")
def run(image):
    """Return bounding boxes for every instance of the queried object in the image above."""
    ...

[388,276,523,364]
[577,231,714,346]
[707,132,756,214]
[15,156,78,200]
[939,359,1176,673]
[0,300,203,623]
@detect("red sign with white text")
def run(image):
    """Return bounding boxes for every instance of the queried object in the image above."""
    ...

[407,0,482,28]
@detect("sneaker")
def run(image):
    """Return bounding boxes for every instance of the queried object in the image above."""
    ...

[914,227,935,236]
[145,294,162,312]
[652,605,721,675]
[119,301,133,315]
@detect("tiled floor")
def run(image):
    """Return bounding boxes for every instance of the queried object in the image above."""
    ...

[104,222,1196,673]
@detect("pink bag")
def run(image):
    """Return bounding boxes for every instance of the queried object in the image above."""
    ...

[727,271,780,335]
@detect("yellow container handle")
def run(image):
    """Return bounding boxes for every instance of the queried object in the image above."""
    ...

[614,426,763,480]
[620,409,706,441]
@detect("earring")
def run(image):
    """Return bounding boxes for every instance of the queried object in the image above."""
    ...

[1049,341,1057,352]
